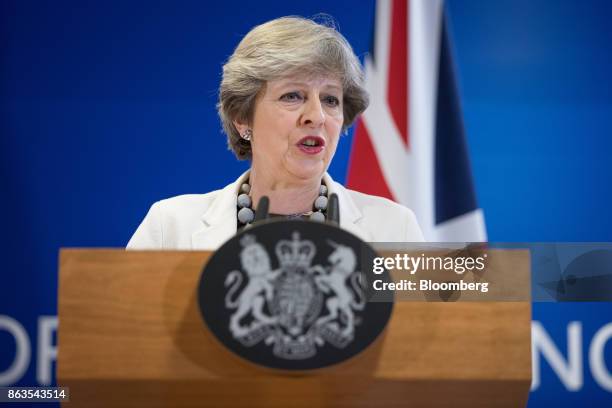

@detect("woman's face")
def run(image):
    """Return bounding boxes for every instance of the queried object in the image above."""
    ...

[243,75,344,184]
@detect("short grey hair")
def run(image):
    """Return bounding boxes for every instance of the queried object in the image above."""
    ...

[217,15,370,160]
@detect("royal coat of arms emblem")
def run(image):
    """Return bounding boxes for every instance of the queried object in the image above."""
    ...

[224,232,365,359]
[198,220,392,370]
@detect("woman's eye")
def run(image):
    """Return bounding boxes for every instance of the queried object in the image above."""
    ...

[323,95,340,107]
[280,92,303,102]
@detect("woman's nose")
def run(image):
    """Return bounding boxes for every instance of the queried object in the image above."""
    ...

[300,96,325,127]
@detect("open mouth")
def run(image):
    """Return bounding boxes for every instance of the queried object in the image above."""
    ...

[298,136,325,148]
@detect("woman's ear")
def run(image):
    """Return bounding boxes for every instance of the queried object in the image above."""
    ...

[233,120,248,137]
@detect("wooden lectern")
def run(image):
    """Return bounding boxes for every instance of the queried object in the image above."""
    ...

[57,249,531,407]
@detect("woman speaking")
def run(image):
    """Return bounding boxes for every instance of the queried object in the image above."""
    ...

[128,16,423,249]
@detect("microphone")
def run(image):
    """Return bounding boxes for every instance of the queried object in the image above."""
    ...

[253,196,270,223]
[327,193,340,226]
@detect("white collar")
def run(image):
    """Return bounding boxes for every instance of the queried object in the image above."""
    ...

[191,171,369,249]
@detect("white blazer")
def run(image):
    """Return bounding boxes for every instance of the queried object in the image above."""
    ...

[127,172,424,250]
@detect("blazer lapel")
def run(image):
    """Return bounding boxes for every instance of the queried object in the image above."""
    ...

[192,172,370,249]
[191,172,249,250]
[323,173,372,242]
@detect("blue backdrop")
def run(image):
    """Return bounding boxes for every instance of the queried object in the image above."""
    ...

[1,0,611,406]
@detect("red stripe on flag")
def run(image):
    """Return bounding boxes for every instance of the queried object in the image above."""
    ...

[346,119,395,200]
[387,0,409,147]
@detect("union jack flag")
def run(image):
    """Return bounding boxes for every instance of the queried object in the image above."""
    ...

[347,0,486,241]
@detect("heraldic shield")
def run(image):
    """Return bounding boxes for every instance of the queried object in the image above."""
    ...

[198,219,393,370]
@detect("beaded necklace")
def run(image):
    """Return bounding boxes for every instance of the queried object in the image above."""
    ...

[237,181,329,227]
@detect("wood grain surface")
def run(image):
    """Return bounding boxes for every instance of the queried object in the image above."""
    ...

[57,249,531,407]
